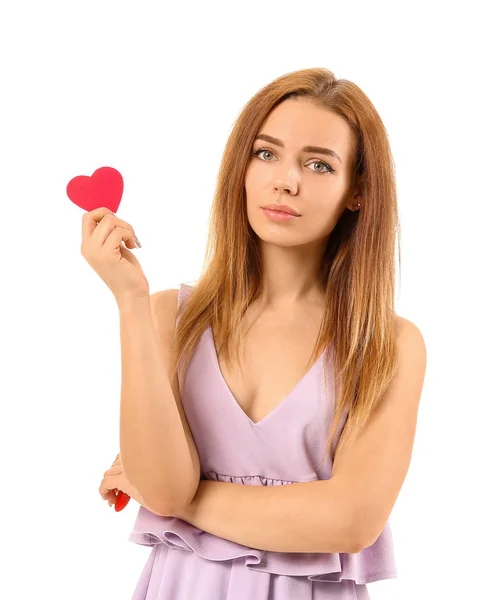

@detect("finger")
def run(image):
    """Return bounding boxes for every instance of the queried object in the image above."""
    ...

[105,489,117,505]
[94,215,136,239]
[99,473,122,498]
[82,207,115,243]
[100,471,122,498]
[99,483,117,502]
[103,465,123,477]
[90,212,134,246]
[102,227,137,252]
[92,217,137,251]
[81,209,137,251]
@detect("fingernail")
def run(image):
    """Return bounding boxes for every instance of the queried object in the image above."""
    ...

[134,234,141,248]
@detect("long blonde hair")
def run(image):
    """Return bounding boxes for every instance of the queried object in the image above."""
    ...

[171,67,400,468]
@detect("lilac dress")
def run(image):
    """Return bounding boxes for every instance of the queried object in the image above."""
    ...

[128,284,397,599]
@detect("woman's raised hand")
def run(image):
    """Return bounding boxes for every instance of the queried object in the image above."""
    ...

[81,207,149,306]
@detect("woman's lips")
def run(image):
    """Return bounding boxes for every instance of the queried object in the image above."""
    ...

[261,207,300,221]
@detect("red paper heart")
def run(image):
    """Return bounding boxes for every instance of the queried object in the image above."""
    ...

[66,166,123,213]
[115,490,130,512]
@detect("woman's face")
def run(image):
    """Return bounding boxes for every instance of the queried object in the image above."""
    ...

[245,97,359,248]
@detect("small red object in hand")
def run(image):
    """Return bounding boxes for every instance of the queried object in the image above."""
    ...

[66,166,124,213]
[115,490,131,512]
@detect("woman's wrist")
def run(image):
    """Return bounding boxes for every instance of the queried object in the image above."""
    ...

[116,293,151,313]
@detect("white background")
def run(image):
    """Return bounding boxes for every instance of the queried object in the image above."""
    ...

[1,1,498,599]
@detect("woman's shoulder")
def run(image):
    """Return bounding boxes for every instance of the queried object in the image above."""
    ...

[394,315,426,359]
[150,287,180,307]
[149,288,182,333]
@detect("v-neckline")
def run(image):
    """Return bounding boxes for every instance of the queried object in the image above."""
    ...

[208,326,326,426]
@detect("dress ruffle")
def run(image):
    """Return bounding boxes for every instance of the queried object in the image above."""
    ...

[129,474,397,586]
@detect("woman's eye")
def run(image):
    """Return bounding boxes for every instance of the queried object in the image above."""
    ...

[252,148,334,174]
[254,148,274,161]
[309,161,332,174]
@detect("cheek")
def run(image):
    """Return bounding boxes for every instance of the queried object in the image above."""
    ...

[244,177,265,210]
[245,166,264,192]
[304,200,343,228]
[244,167,255,193]
[322,200,344,220]
[247,156,279,183]
[317,204,346,233]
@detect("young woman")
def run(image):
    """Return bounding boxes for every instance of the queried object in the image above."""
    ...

[91,67,427,599]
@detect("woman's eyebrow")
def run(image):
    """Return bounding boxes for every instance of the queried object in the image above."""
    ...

[254,133,342,164]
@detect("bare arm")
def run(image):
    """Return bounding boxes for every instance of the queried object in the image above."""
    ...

[118,289,200,514]
[173,478,358,554]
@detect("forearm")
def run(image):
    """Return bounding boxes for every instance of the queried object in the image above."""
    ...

[175,478,357,554]
[118,296,198,513]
